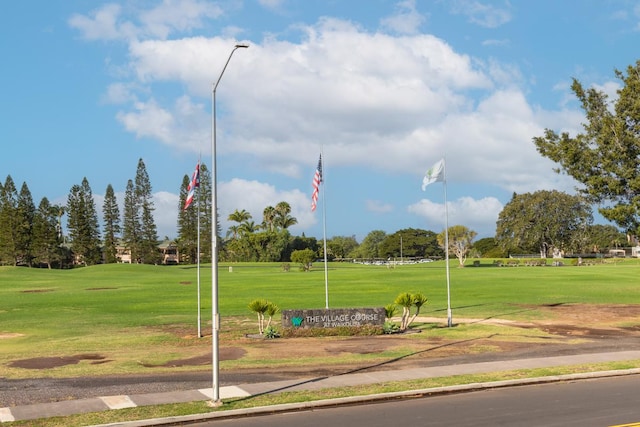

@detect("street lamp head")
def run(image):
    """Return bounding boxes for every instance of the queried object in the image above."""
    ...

[235,43,250,49]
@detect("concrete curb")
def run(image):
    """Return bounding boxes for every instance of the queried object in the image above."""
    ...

[89,368,640,427]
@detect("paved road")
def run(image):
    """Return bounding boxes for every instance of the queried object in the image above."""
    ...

[189,375,640,427]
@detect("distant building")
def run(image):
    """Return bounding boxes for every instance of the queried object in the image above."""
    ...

[114,239,180,265]
[158,239,179,265]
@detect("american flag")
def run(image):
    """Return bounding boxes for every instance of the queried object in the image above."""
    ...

[311,154,322,212]
[183,162,200,210]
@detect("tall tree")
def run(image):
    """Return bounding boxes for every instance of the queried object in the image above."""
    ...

[274,201,297,229]
[135,159,159,264]
[122,179,140,262]
[31,198,63,268]
[533,60,640,236]
[495,190,593,258]
[262,206,276,232]
[102,184,121,263]
[197,163,213,263]
[15,182,35,266]
[227,209,252,240]
[177,174,198,263]
[66,178,101,265]
[228,209,252,226]
[0,176,18,265]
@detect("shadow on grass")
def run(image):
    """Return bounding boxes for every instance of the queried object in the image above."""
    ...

[229,333,497,401]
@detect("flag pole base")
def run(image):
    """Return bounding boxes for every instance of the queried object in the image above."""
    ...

[207,400,222,408]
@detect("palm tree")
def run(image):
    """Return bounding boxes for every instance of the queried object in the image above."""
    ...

[274,201,297,229]
[279,215,298,229]
[262,206,276,232]
[228,209,251,224]
[239,220,259,236]
[226,224,240,240]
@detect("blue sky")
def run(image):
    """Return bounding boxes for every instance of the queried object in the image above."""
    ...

[2,0,639,242]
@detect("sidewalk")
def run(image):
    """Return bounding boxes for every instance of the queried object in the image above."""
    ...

[2,350,640,425]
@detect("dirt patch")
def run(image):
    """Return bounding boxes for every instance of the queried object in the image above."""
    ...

[533,303,640,325]
[8,304,640,374]
[9,354,109,369]
[324,336,409,355]
[0,333,24,339]
[141,348,246,368]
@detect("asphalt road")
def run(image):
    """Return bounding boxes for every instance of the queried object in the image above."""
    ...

[189,375,640,427]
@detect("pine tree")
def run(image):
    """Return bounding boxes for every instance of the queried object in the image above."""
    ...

[198,163,213,263]
[66,178,101,265]
[16,182,35,266]
[122,179,139,263]
[177,174,198,263]
[32,197,63,269]
[0,176,18,265]
[102,184,121,263]
[135,159,159,264]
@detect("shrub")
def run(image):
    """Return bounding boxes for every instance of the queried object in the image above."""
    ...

[282,325,383,337]
[264,326,280,339]
[383,321,400,334]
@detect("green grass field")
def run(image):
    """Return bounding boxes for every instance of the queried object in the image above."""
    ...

[1,259,640,379]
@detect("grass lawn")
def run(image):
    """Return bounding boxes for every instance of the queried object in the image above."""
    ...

[1,259,640,379]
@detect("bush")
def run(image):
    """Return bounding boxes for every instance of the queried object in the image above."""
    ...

[282,325,383,337]
[264,326,280,339]
[383,321,400,334]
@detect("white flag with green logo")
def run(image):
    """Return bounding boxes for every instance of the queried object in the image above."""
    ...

[421,159,445,190]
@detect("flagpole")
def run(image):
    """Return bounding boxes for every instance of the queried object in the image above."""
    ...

[196,158,202,338]
[321,151,329,309]
[443,160,452,327]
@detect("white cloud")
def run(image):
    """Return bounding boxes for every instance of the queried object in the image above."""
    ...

[102,82,137,104]
[139,0,223,39]
[69,3,136,41]
[104,14,585,196]
[258,0,285,11]
[69,0,222,42]
[408,196,503,237]
[448,0,512,28]
[380,0,426,35]
[366,200,394,213]
[116,96,208,152]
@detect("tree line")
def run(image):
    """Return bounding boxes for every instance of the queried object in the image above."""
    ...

[0,159,159,267]
[0,162,629,269]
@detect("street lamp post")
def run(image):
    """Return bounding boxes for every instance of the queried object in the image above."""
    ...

[211,43,248,405]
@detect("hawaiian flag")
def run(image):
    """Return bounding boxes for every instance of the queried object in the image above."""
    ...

[183,162,200,210]
[311,154,322,212]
